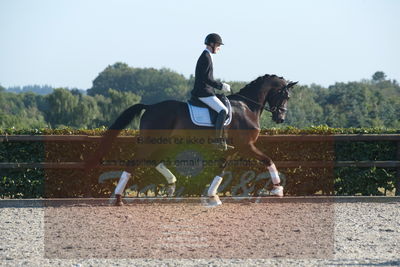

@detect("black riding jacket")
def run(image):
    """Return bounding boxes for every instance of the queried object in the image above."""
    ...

[191,50,223,97]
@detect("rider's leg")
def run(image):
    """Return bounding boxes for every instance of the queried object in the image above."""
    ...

[198,96,229,149]
[198,95,228,116]
[215,109,227,140]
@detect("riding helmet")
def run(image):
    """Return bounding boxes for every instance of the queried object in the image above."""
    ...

[204,33,224,45]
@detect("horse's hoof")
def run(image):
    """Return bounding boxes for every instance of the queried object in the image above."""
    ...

[115,194,124,206]
[167,183,176,197]
[115,200,124,206]
[270,185,284,197]
[208,196,222,207]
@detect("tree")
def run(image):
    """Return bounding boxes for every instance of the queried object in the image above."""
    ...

[88,62,135,97]
[0,90,48,129]
[45,88,79,128]
[72,95,101,128]
[87,62,190,104]
[2,66,400,130]
[96,89,141,128]
[372,71,386,82]
[284,85,324,128]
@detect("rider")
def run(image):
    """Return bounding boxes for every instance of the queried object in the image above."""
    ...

[191,33,231,150]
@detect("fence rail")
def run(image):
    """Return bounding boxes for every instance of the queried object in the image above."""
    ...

[1,134,400,142]
[1,161,399,169]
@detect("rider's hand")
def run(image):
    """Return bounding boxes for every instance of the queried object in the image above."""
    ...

[222,83,231,93]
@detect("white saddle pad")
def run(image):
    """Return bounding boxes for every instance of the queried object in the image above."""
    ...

[187,100,232,127]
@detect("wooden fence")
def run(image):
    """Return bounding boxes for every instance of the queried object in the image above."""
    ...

[1,134,400,195]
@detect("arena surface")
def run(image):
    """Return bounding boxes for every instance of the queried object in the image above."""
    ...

[1,197,399,267]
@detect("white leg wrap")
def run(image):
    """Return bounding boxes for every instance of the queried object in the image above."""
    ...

[155,163,176,184]
[267,164,280,185]
[208,176,223,197]
[114,171,131,195]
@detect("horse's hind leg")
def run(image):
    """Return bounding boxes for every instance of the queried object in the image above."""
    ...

[113,143,161,205]
[207,157,230,197]
[114,171,131,206]
[205,152,238,206]
[155,162,176,196]
[207,151,239,198]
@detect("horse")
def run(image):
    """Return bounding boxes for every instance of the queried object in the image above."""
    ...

[85,74,297,205]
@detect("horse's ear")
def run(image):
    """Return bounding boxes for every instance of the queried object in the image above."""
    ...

[287,81,299,89]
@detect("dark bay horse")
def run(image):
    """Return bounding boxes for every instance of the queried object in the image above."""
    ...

[86,74,297,205]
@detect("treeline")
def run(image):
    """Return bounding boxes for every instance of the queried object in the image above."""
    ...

[1,62,399,129]
[6,85,55,95]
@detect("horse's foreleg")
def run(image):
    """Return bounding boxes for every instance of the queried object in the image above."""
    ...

[205,175,223,207]
[208,175,223,197]
[266,163,281,185]
[242,143,283,196]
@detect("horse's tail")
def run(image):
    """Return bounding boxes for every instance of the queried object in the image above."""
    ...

[109,103,147,131]
[86,104,147,170]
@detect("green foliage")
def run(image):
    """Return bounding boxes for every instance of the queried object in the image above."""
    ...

[372,71,386,82]
[333,139,397,195]
[0,91,48,129]
[334,167,395,196]
[46,88,80,127]
[1,68,400,130]
[315,78,400,128]
[6,85,54,95]
[87,62,190,104]
[0,140,45,198]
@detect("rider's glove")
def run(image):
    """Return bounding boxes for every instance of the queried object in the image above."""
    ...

[221,83,231,93]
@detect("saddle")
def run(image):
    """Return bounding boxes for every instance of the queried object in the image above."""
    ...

[187,94,232,127]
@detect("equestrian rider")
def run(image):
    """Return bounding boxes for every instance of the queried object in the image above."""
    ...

[191,33,231,150]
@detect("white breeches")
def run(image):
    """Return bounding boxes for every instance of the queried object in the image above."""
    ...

[198,96,228,114]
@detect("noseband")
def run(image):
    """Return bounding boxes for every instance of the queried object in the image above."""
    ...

[267,87,290,113]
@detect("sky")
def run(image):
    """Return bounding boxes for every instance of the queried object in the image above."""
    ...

[0,0,399,89]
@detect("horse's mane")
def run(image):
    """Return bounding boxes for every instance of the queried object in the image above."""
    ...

[235,74,285,99]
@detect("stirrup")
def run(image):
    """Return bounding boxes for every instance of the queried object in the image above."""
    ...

[211,140,234,151]
[213,142,227,151]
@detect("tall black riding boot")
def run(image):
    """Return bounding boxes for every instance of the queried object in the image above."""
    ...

[213,110,228,151]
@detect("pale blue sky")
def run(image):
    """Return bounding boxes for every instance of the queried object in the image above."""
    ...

[1,0,399,89]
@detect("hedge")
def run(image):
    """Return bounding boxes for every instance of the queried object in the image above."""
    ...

[0,126,399,198]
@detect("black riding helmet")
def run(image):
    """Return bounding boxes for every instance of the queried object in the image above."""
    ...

[204,33,224,45]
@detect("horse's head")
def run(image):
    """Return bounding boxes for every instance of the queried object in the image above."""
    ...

[266,78,298,123]
[236,75,298,123]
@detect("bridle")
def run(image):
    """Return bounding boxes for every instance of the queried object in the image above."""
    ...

[235,85,290,114]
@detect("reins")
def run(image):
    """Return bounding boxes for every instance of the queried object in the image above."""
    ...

[235,93,276,113]
[235,93,264,107]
